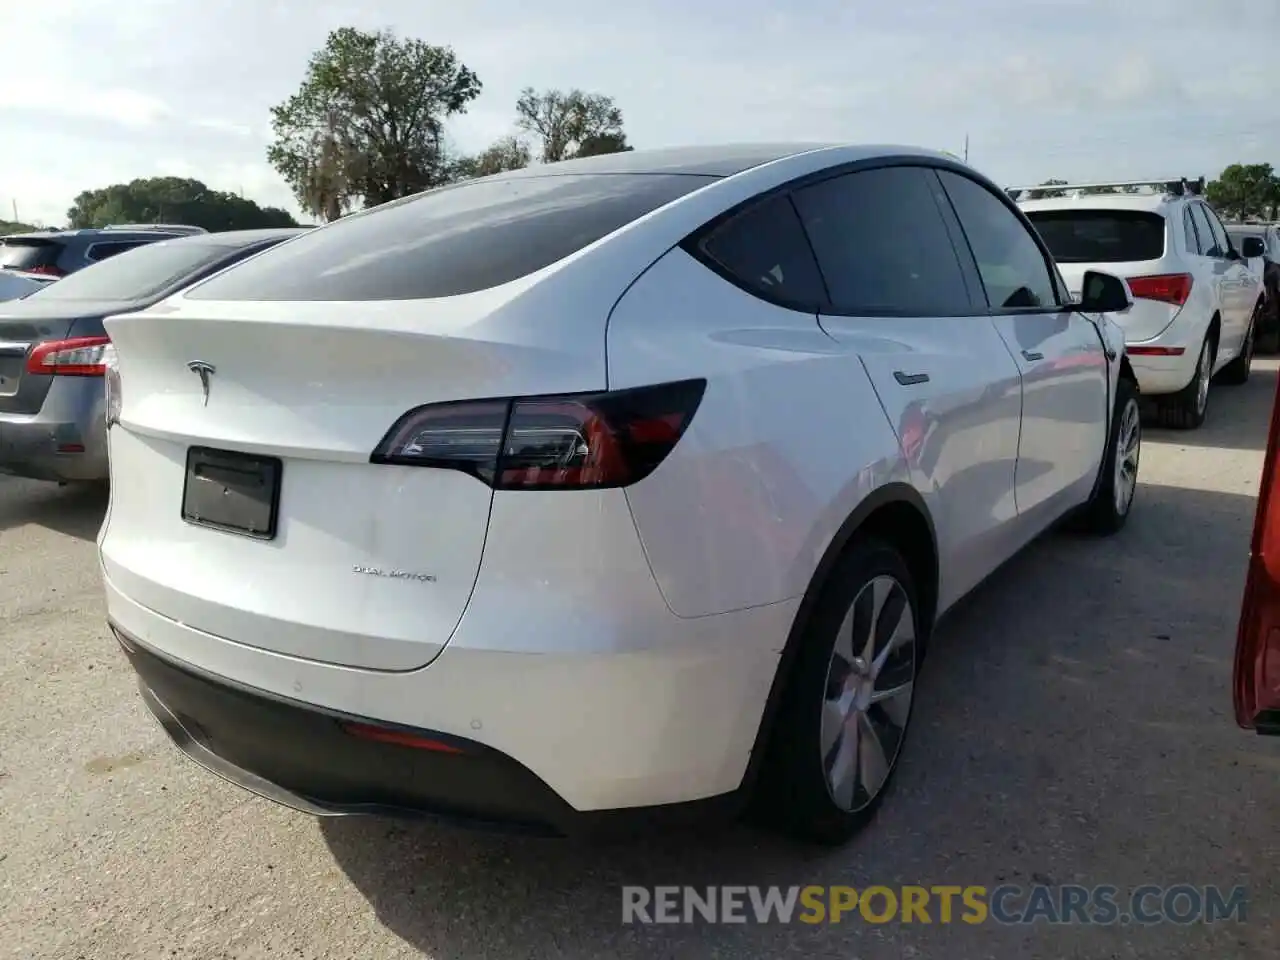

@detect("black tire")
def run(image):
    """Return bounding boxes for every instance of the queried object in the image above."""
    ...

[1219,303,1259,386]
[1078,376,1141,535]
[1259,294,1280,353]
[1156,332,1214,430]
[753,538,923,846]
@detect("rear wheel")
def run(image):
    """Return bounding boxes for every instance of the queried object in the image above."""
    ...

[754,538,921,846]
[1156,333,1213,430]
[1219,304,1259,386]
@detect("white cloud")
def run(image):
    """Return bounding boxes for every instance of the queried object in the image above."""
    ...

[0,0,1277,227]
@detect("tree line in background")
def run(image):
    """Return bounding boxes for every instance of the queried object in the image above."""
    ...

[1027,163,1280,220]
[0,26,631,234]
[3,26,1278,235]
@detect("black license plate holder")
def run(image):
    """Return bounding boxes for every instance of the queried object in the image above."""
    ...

[182,446,282,540]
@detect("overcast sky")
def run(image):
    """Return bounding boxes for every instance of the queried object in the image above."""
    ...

[1,0,1276,226]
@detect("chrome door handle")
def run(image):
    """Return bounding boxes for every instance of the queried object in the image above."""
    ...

[1021,350,1044,361]
[893,371,930,386]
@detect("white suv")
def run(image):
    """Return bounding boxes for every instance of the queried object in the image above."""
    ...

[100,145,1141,845]
[1016,179,1265,429]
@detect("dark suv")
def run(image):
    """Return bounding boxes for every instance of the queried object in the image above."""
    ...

[0,224,207,279]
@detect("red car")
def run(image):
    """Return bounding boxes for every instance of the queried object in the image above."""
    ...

[1235,370,1280,733]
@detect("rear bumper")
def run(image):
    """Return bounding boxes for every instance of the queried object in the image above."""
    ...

[115,622,749,838]
[1123,305,1207,396]
[0,378,107,482]
[103,562,793,820]
[1126,350,1199,396]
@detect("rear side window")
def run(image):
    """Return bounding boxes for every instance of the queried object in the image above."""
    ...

[0,238,63,271]
[791,166,971,315]
[187,174,717,302]
[87,240,148,262]
[1025,210,1166,263]
[696,193,827,309]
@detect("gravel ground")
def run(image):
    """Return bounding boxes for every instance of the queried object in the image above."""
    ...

[3,362,1280,960]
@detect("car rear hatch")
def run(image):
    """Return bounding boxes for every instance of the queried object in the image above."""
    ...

[100,294,608,672]
[0,236,67,277]
[1026,208,1182,340]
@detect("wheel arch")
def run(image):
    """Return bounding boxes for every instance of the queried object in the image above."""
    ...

[1119,354,1138,388]
[738,482,938,796]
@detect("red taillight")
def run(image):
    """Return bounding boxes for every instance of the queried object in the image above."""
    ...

[1125,346,1186,357]
[1236,369,1280,731]
[1126,273,1193,306]
[25,336,113,377]
[340,721,466,754]
[15,264,64,278]
[370,379,707,490]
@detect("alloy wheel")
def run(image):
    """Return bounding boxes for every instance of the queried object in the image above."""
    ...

[1195,341,1211,416]
[1114,396,1141,516]
[820,575,917,812]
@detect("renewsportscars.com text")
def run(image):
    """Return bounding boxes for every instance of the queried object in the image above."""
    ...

[621,884,1247,926]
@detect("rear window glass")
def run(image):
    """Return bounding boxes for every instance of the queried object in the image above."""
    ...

[186,173,717,302]
[87,240,149,262]
[0,238,63,271]
[29,240,225,301]
[1025,210,1166,263]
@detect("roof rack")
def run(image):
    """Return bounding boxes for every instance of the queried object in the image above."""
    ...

[1006,177,1206,201]
[101,223,208,235]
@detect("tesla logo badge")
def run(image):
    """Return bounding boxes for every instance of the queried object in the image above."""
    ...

[187,360,215,406]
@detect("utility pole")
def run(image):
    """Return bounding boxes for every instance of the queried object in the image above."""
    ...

[963,134,969,163]
[11,199,17,222]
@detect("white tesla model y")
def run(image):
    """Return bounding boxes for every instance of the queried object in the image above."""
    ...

[99,144,1141,844]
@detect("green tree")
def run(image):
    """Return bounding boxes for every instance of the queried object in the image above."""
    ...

[0,219,38,236]
[1025,178,1068,200]
[267,27,482,218]
[1206,164,1280,221]
[515,88,631,163]
[66,177,297,230]
[453,135,531,180]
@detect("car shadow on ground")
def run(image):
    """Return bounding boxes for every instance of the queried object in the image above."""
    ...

[1143,363,1276,454]
[320,480,1280,959]
[0,477,107,541]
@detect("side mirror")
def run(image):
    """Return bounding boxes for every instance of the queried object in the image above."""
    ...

[1242,237,1266,258]
[1076,270,1132,314]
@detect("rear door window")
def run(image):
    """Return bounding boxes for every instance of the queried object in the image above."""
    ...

[186,173,717,302]
[695,193,827,309]
[0,238,64,271]
[790,165,972,315]
[1025,210,1166,263]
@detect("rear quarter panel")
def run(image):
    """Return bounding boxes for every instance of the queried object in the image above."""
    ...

[606,246,908,619]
